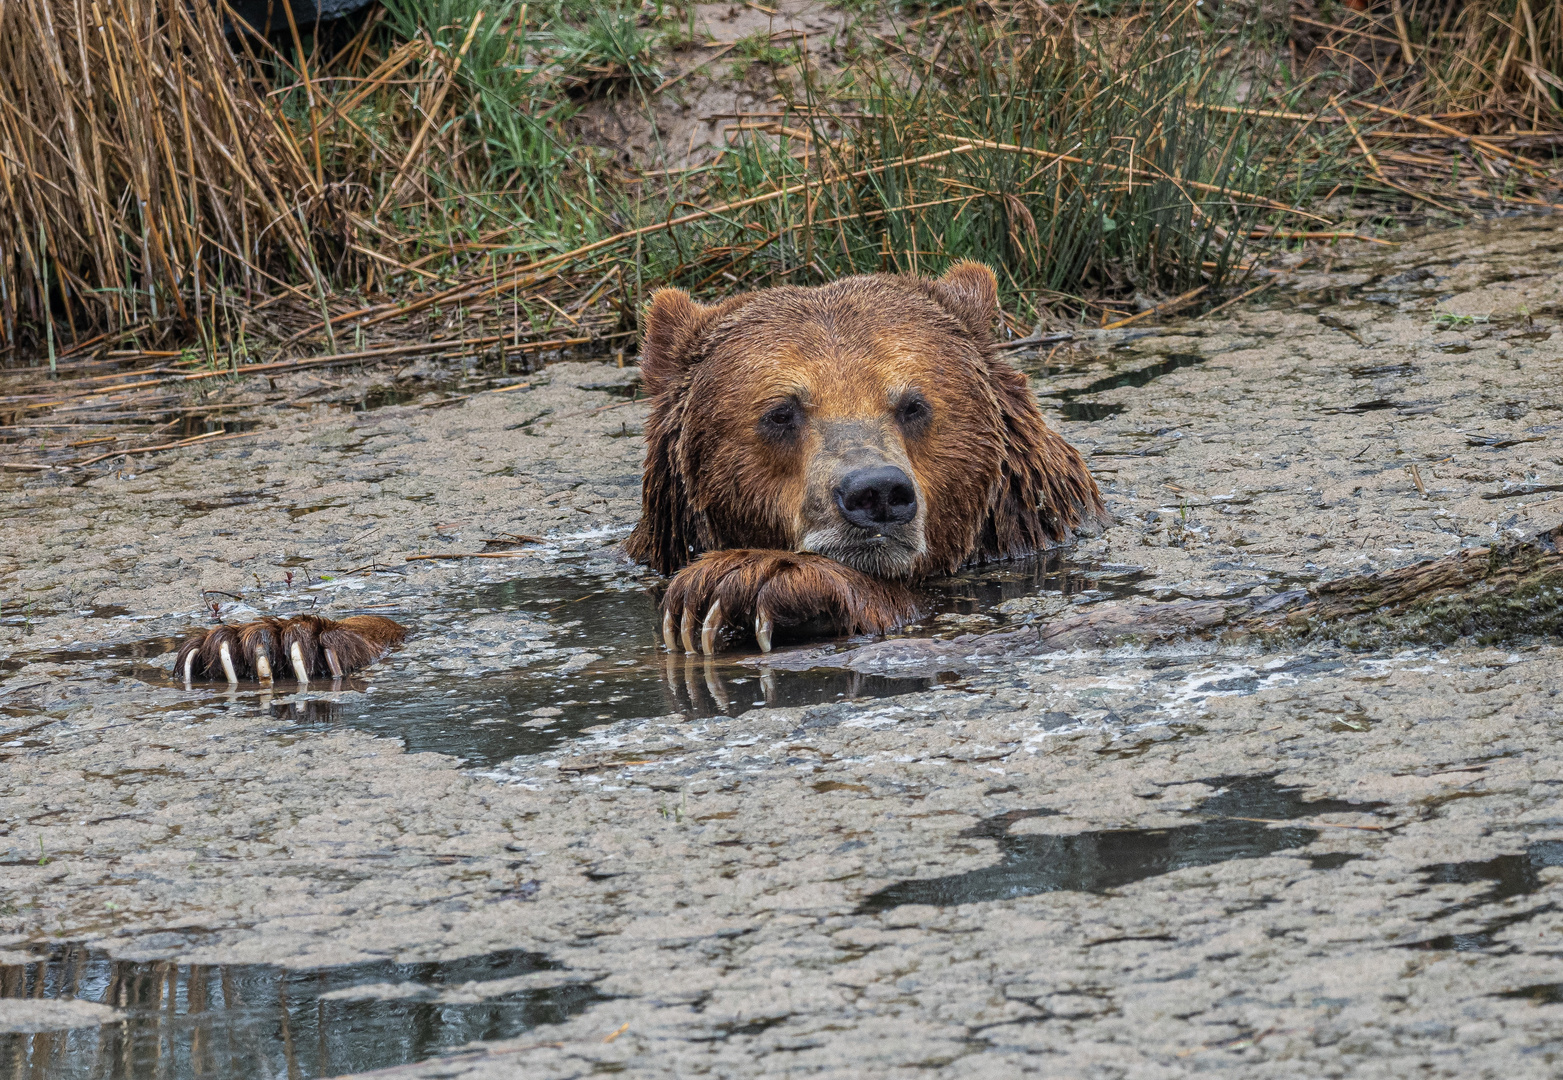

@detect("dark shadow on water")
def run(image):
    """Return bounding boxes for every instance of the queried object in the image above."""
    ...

[920,552,1148,613]
[1400,840,1563,952]
[4,635,181,679]
[29,637,182,666]
[284,573,944,765]
[1495,982,1563,1005]
[176,415,262,438]
[857,775,1383,912]
[278,666,937,766]
[1400,902,1559,954]
[1032,352,1208,421]
[180,491,275,514]
[2,604,133,628]
[1054,352,1209,399]
[1417,842,1563,911]
[0,943,605,1080]
[1057,401,1128,422]
[353,354,632,412]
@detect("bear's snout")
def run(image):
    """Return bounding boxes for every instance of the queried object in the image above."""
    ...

[835,466,918,529]
[799,435,927,577]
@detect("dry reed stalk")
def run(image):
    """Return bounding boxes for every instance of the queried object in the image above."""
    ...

[932,136,1330,218]
[1099,286,1208,330]
[380,11,485,211]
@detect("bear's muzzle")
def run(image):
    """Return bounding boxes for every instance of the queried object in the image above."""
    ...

[797,420,926,577]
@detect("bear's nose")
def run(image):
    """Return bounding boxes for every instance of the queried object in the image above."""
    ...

[835,466,918,529]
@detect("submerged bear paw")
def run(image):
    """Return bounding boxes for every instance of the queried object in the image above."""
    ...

[173,614,407,684]
[660,550,918,655]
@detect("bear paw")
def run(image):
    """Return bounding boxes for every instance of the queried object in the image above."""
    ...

[173,614,407,684]
[660,550,918,655]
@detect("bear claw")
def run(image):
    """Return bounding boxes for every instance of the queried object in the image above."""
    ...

[175,614,406,685]
[700,601,723,656]
[218,640,239,684]
[289,641,311,683]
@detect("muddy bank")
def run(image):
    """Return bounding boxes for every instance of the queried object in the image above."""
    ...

[2,214,1563,1078]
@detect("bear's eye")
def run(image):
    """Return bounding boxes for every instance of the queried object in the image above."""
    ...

[758,400,803,441]
[896,393,932,435]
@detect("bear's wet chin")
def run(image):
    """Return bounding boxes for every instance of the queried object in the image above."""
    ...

[799,525,922,579]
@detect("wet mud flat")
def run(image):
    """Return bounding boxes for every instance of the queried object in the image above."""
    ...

[1,214,1563,1078]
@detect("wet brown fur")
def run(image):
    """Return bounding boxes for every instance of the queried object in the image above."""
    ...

[174,614,406,682]
[625,263,1107,642]
[664,550,920,642]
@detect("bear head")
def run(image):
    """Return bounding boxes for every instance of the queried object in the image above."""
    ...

[624,262,1106,579]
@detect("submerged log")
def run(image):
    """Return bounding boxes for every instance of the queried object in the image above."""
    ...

[1264,521,1563,648]
[753,522,1563,676]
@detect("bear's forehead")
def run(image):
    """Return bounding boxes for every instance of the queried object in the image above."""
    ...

[704,288,978,395]
[707,330,976,404]
[722,279,959,337]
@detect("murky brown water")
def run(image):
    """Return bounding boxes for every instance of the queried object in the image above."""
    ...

[12,556,1152,766]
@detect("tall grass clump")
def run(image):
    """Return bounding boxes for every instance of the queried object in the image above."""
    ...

[636,3,1349,323]
[372,0,592,234]
[0,0,319,353]
[0,0,625,355]
[335,2,1357,346]
[0,0,1388,359]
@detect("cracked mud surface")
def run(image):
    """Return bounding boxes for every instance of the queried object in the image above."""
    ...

[3,215,1563,1078]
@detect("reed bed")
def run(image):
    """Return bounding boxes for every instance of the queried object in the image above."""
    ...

[637,4,1335,325]
[0,0,321,364]
[266,2,1362,352]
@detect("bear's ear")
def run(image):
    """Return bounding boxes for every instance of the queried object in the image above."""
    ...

[932,261,999,340]
[641,288,717,396]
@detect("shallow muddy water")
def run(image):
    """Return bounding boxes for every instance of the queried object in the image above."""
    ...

[0,945,603,1079]
[1034,351,1210,423]
[11,556,1151,766]
[1404,840,1563,951]
[858,775,1386,911]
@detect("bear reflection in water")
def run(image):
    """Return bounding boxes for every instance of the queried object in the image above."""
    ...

[171,263,1104,682]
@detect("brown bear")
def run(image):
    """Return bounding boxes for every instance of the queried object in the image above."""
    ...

[170,262,1103,682]
[626,261,1107,655]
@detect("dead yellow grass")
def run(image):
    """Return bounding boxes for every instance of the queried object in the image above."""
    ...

[1297,1,1563,129]
[0,0,317,357]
